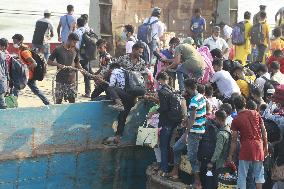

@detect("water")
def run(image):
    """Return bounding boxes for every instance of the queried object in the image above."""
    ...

[0,0,283,42]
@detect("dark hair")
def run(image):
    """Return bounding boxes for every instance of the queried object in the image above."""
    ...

[12,34,24,41]
[81,14,88,21]
[234,96,246,110]
[77,17,86,27]
[132,42,144,50]
[220,103,233,115]
[197,84,205,94]
[270,61,280,70]
[273,28,282,38]
[257,64,268,73]
[169,37,180,45]
[67,5,74,12]
[246,100,257,110]
[96,39,107,47]
[0,38,8,48]
[205,84,213,97]
[195,8,202,14]
[184,79,197,90]
[109,63,121,70]
[68,33,79,41]
[273,49,283,57]
[212,58,223,67]
[156,71,169,81]
[215,110,227,121]
[260,11,267,19]
[244,11,251,19]
[124,24,134,34]
[210,48,223,59]
[44,13,51,18]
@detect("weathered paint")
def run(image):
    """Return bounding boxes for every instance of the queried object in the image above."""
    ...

[0,101,154,189]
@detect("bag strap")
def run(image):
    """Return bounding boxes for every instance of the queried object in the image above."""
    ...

[65,15,70,30]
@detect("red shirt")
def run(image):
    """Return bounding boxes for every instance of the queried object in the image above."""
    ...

[267,56,284,74]
[231,110,264,161]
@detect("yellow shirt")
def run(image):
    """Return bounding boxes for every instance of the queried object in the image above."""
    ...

[260,21,270,47]
[271,38,284,51]
[236,76,256,98]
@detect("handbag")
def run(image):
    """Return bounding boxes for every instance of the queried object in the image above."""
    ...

[5,95,18,108]
[179,155,192,174]
[271,163,284,181]
[136,120,159,148]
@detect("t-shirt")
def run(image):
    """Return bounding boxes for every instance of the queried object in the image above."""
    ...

[48,45,79,84]
[74,26,89,60]
[19,49,34,79]
[271,38,284,51]
[191,16,206,34]
[255,72,271,96]
[125,36,137,54]
[231,110,264,161]
[188,93,207,134]
[260,21,270,47]
[210,70,241,98]
[109,68,125,89]
[236,75,256,98]
[60,14,77,43]
[203,36,229,51]
[175,43,205,77]
[143,17,165,41]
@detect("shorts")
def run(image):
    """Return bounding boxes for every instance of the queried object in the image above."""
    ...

[55,82,77,101]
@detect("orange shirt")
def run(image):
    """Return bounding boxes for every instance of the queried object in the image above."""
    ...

[271,38,284,51]
[19,49,34,79]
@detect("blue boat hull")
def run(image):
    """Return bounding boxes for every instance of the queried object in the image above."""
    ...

[0,101,154,189]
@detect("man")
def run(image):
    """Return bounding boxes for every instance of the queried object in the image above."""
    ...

[234,11,253,66]
[0,38,9,109]
[143,7,165,65]
[270,61,284,84]
[48,33,84,104]
[253,5,266,26]
[210,58,241,102]
[227,96,268,189]
[74,17,92,98]
[203,26,229,58]
[121,24,137,54]
[57,5,76,44]
[256,11,270,63]
[255,64,271,97]
[165,37,205,92]
[12,34,50,105]
[267,50,284,74]
[32,9,54,60]
[190,8,206,47]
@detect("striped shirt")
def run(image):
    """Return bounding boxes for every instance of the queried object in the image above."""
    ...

[188,93,207,134]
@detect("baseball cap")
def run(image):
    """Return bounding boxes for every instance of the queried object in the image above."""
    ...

[44,9,51,14]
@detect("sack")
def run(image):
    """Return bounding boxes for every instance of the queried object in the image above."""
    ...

[80,31,98,61]
[232,22,246,45]
[179,155,192,174]
[30,50,47,81]
[137,18,159,44]
[250,23,265,45]
[136,121,159,148]
[163,87,184,124]
[124,70,146,96]
[5,95,18,108]
[10,57,29,90]
[271,163,284,181]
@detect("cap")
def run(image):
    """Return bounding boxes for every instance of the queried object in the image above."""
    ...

[182,37,195,45]
[44,9,51,14]
[152,7,161,15]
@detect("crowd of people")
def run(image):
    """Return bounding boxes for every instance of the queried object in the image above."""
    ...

[0,3,284,189]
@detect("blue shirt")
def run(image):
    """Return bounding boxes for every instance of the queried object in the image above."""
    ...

[188,93,207,133]
[60,14,77,43]
[191,16,206,34]
[161,49,174,59]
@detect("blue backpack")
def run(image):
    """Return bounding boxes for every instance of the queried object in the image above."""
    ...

[137,18,159,44]
[231,21,246,45]
[10,57,29,90]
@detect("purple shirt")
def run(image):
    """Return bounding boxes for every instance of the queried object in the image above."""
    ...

[191,16,206,34]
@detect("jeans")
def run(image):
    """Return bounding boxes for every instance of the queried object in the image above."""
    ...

[13,80,49,105]
[176,64,189,92]
[149,40,159,66]
[0,93,6,109]
[173,133,187,166]
[91,82,109,100]
[160,126,174,172]
[80,59,93,95]
[187,132,203,173]
[237,160,265,189]
[106,87,136,136]
[192,33,203,48]
[256,44,267,63]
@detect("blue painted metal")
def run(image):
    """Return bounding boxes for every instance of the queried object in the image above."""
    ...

[0,101,154,189]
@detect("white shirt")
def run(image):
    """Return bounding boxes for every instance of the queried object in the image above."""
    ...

[109,68,125,89]
[226,116,233,126]
[203,36,229,51]
[210,70,241,98]
[143,17,165,41]
[255,72,271,95]
[126,36,137,54]
[74,27,88,49]
[223,25,233,40]
[271,71,284,85]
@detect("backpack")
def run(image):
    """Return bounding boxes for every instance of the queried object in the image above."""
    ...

[231,22,246,45]
[20,49,46,81]
[124,70,146,96]
[80,31,98,61]
[163,87,184,124]
[263,119,281,143]
[250,23,265,45]
[262,76,280,93]
[10,57,29,90]
[137,18,159,44]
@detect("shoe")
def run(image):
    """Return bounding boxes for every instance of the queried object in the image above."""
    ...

[82,93,91,98]
[108,104,124,111]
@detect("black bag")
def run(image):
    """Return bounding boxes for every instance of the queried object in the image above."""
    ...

[124,70,146,96]
[264,119,281,143]
[250,23,265,45]
[80,31,98,61]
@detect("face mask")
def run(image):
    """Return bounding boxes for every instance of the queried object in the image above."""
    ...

[13,43,20,48]
[121,31,127,41]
